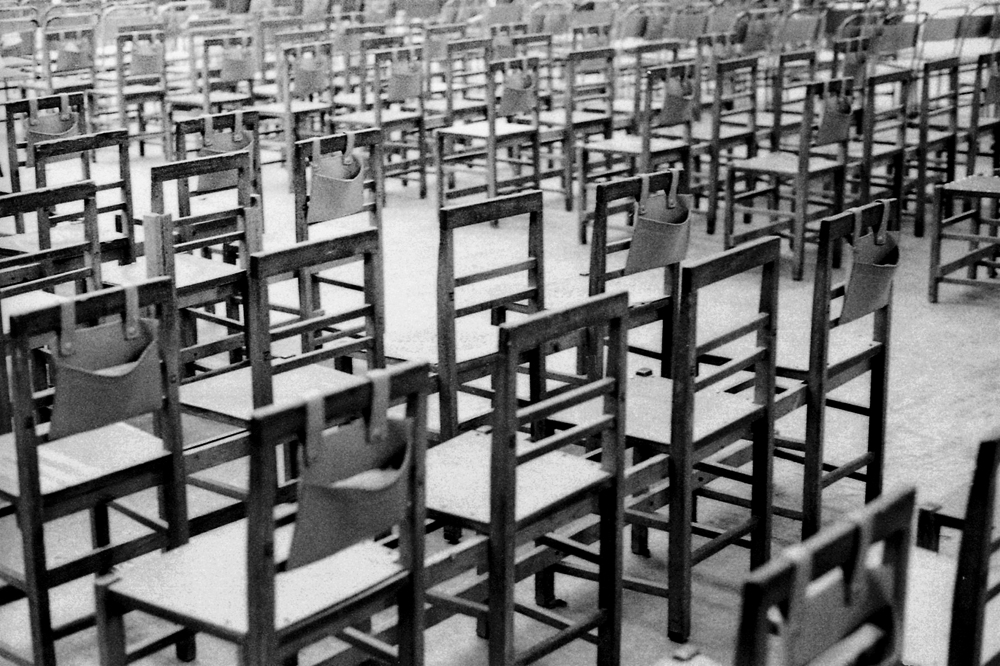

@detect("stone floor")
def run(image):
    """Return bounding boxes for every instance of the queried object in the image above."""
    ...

[1,103,999,665]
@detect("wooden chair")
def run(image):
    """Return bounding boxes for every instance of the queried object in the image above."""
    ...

[90,29,172,157]
[0,92,88,207]
[0,277,188,666]
[40,23,97,93]
[965,51,1000,178]
[432,190,545,442]
[333,31,403,115]
[929,171,1000,303]
[856,68,913,213]
[179,229,385,434]
[423,37,491,130]
[734,487,915,665]
[723,77,853,281]
[335,45,428,199]
[169,35,256,114]
[173,110,263,202]
[292,129,384,242]
[768,199,896,537]
[426,291,625,666]
[0,15,39,94]
[253,40,335,169]
[538,46,615,212]
[435,57,542,205]
[908,57,961,237]
[576,62,692,243]
[96,360,428,666]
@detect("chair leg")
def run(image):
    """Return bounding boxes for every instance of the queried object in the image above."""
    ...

[791,179,808,282]
[487,526,515,666]
[667,450,693,643]
[418,121,428,199]
[578,147,589,244]
[597,482,623,666]
[95,577,129,666]
[723,171,737,250]
[749,419,773,567]
[23,513,57,666]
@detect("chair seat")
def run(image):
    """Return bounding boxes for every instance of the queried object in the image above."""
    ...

[180,363,356,423]
[2,291,65,334]
[91,84,166,98]
[107,519,403,637]
[426,429,609,529]
[583,134,687,156]
[336,108,423,126]
[0,422,165,498]
[253,100,331,117]
[0,220,126,255]
[537,109,610,127]
[168,90,251,107]
[943,174,1000,196]
[730,150,843,176]
[252,82,279,100]
[557,374,760,449]
[101,254,244,298]
[437,118,537,140]
[687,119,757,143]
[424,96,488,115]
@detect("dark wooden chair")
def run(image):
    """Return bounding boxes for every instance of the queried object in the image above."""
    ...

[423,37,491,130]
[435,57,542,205]
[96,360,428,666]
[426,291,626,666]
[40,23,97,94]
[577,62,692,243]
[856,68,913,213]
[292,129,384,241]
[0,277,188,666]
[724,77,853,281]
[734,487,915,665]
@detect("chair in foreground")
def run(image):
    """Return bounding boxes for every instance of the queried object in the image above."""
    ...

[96,361,428,666]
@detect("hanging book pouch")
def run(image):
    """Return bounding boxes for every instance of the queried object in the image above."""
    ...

[1,29,33,59]
[292,52,326,98]
[287,371,412,569]
[492,32,515,59]
[131,39,165,78]
[219,39,254,83]
[619,13,645,39]
[497,64,536,118]
[385,50,423,104]
[26,95,80,168]
[196,112,252,193]
[624,170,691,275]
[815,87,853,146]
[986,59,1000,108]
[765,520,897,665]
[306,133,366,223]
[840,201,899,324]
[742,19,771,52]
[657,78,693,126]
[55,35,92,72]
[49,286,162,440]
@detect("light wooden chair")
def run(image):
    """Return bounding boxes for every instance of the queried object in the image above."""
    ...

[169,34,256,115]
[734,487,915,665]
[172,110,263,202]
[423,37,491,130]
[0,277,189,666]
[96,360,428,666]
[40,22,97,94]
[426,291,626,666]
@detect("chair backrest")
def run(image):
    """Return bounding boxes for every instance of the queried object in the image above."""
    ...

[734,486,915,665]
[511,32,553,95]
[1,92,88,204]
[253,14,303,69]
[620,40,681,127]
[562,47,614,125]
[245,229,386,408]
[675,236,779,443]
[664,5,709,42]
[0,180,102,277]
[0,16,38,64]
[571,22,611,49]
[116,29,168,90]
[712,56,760,144]
[422,22,467,63]
[437,190,545,440]
[862,69,912,175]
[435,36,491,123]
[950,433,1000,666]
[173,110,262,199]
[244,360,427,660]
[292,129,384,240]
[41,24,96,92]
[640,61,695,171]
[33,128,136,264]
[773,9,824,51]
[918,5,966,59]
[968,51,1000,175]
[795,77,854,166]
[919,56,961,138]
[6,277,183,512]
[280,39,335,104]
[485,56,541,129]
[98,3,158,50]
[369,46,425,122]
[201,35,256,104]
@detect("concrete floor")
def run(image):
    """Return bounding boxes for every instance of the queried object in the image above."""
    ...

[1,109,999,665]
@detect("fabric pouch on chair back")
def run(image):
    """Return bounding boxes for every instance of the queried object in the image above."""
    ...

[625,170,691,275]
[293,53,326,98]
[49,286,162,440]
[196,111,252,193]
[385,50,423,103]
[986,59,1000,109]
[219,39,254,83]
[497,65,536,117]
[841,201,899,325]
[55,35,92,72]
[763,520,902,666]
[815,90,853,146]
[287,371,412,569]
[306,133,366,223]
[1,29,34,59]
[492,32,515,59]
[130,39,165,77]
[26,94,80,168]
[658,78,693,127]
